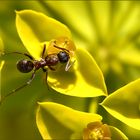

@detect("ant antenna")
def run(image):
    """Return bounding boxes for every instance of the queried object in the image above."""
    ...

[52,40,70,53]
[0,70,36,105]
[53,44,70,53]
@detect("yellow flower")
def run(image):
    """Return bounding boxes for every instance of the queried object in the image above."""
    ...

[36,102,128,140]
[42,1,140,91]
[16,10,107,97]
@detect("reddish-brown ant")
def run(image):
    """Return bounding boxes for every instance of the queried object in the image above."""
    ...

[0,40,75,104]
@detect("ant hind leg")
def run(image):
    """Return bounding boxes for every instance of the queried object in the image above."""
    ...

[3,52,33,60]
[0,70,36,105]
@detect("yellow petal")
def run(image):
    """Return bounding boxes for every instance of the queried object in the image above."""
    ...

[16,10,72,59]
[36,102,102,139]
[48,47,107,97]
[101,78,140,130]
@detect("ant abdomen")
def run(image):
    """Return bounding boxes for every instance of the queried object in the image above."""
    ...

[17,59,34,73]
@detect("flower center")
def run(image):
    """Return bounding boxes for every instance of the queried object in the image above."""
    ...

[83,121,111,140]
[89,128,104,140]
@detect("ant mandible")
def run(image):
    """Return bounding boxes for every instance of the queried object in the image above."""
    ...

[0,39,75,104]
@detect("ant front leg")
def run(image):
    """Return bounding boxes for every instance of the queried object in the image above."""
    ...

[0,70,36,105]
[42,67,50,90]
[42,44,46,58]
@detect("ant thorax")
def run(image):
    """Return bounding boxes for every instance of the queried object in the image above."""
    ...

[33,58,47,70]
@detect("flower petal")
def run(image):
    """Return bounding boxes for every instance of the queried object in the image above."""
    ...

[48,47,107,97]
[109,126,128,140]
[36,102,102,139]
[16,10,72,59]
[101,79,140,130]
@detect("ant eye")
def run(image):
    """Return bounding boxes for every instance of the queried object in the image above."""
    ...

[17,59,34,73]
[57,51,70,63]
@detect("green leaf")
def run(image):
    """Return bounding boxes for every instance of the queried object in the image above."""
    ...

[36,102,102,139]
[109,126,128,140]
[45,1,96,42]
[0,37,4,55]
[16,10,72,59]
[0,60,4,71]
[101,78,140,130]
[0,60,5,102]
[48,47,107,97]
[118,44,140,66]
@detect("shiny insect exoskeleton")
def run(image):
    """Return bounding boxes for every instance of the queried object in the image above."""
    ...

[1,40,75,104]
[17,44,70,73]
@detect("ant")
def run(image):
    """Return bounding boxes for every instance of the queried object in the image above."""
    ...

[0,40,75,104]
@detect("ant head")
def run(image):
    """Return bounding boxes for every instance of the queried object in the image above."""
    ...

[57,51,70,63]
[16,59,34,73]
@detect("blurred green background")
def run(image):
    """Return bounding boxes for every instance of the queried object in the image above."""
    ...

[0,1,140,140]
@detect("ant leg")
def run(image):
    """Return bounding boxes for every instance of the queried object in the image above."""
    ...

[3,52,33,60]
[42,67,47,72]
[65,59,76,71]
[42,67,48,85]
[0,70,36,105]
[45,70,50,90]
[42,44,46,58]
[48,66,56,71]
[42,67,50,90]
